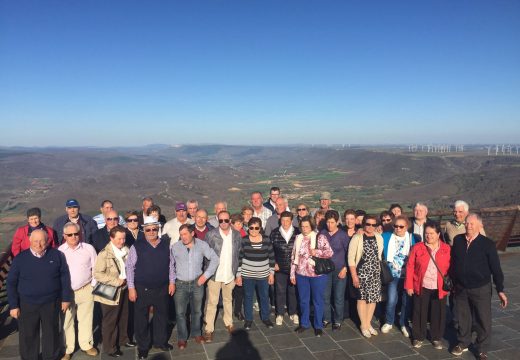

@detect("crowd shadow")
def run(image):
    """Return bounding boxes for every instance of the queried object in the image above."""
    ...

[215,329,260,360]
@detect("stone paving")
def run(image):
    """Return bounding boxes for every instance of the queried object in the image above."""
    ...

[1,252,520,360]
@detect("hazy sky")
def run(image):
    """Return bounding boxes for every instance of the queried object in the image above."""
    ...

[1,1,519,146]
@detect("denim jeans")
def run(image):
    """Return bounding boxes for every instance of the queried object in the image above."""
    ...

[174,280,204,341]
[296,274,328,329]
[323,268,347,324]
[243,278,270,321]
[385,276,410,327]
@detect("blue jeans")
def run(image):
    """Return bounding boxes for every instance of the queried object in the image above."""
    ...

[385,277,410,327]
[296,274,328,329]
[243,278,270,321]
[174,280,204,341]
[323,268,347,324]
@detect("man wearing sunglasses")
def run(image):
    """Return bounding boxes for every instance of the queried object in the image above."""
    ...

[92,210,122,253]
[203,211,242,342]
[59,222,98,359]
[126,217,175,359]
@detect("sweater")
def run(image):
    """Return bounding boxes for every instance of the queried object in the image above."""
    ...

[7,248,72,308]
[319,228,350,269]
[237,236,275,279]
[270,226,299,274]
[450,234,504,292]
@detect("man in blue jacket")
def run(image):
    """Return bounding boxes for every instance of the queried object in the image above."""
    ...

[53,199,97,244]
[7,229,72,360]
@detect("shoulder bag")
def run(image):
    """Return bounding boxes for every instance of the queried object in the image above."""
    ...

[312,236,335,275]
[380,260,394,285]
[424,243,453,292]
[92,258,121,301]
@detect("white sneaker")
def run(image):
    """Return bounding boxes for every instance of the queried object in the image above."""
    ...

[276,315,283,326]
[290,314,299,325]
[381,324,393,333]
[401,326,410,338]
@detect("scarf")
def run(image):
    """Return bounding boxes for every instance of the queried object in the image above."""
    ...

[28,222,45,235]
[292,231,317,266]
[280,226,294,243]
[386,232,411,277]
[111,243,128,280]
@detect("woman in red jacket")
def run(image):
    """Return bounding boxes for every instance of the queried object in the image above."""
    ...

[405,221,450,350]
[11,207,57,256]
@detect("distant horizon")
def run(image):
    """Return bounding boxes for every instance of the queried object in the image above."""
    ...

[1,143,519,150]
[1,1,519,146]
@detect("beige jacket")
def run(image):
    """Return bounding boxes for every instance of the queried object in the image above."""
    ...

[93,242,128,306]
[347,233,384,268]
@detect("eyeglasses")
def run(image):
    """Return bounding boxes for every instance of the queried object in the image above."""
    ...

[64,232,80,237]
[145,228,159,233]
[126,218,139,223]
[393,225,406,229]
[106,217,119,221]
[297,208,307,211]
[249,226,260,230]
[365,223,377,227]
[219,219,230,223]
[382,218,392,223]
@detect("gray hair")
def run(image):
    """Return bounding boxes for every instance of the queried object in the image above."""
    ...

[414,202,428,212]
[214,201,227,210]
[30,228,48,241]
[187,199,199,207]
[466,213,482,224]
[63,222,80,233]
[454,200,469,212]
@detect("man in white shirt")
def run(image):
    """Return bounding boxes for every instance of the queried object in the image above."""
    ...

[202,211,242,342]
[162,202,194,244]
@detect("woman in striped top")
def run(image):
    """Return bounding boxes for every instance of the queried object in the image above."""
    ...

[235,217,275,330]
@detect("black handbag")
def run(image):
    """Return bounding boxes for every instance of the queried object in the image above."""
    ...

[312,236,335,275]
[380,260,393,285]
[92,258,121,301]
[424,243,453,292]
[92,282,118,301]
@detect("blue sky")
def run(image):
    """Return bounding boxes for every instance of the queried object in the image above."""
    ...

[1,0,519,146]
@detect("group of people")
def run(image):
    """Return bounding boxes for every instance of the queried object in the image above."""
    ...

[6,189,507,360]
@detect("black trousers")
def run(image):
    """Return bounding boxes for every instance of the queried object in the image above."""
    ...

[100,289,129,354]
[412,288,446,341]
[455,283,492,353]
[134,285,169,352]
[18,300,60,360]
[233,285,244,315]
[275,272,298,316]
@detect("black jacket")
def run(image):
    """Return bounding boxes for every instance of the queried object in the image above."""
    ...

[92,226,111,253]
[270,227,300,274]
[53,213,97,245]
[450,234,504,292]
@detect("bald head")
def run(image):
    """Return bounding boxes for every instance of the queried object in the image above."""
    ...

[29,229,48,255]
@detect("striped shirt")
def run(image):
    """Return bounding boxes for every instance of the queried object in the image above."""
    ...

[237,236,275,279]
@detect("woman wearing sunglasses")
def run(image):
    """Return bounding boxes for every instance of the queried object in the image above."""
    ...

[381,215,416,337]
[290,215,333,337]
[348,215,384,338]
[235,217,275,330]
